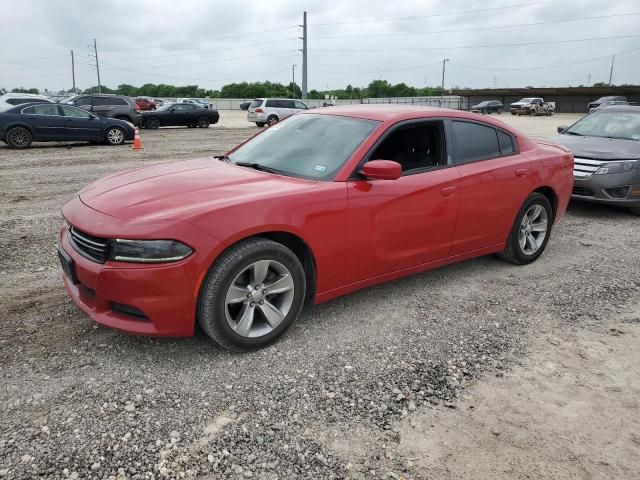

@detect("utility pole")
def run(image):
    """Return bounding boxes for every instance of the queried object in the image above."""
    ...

[292,64,297,98]
[493,76,498,88]
[608,55,615,86]
[70,50,76,93]
[88,38,102,93]
[299,11,308,99]
[441,58,449,93]
[587,73,591,87]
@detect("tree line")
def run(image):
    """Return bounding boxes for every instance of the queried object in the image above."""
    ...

[3,79,446,99]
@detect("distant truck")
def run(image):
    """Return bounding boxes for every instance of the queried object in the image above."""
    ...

[510,97,555,116]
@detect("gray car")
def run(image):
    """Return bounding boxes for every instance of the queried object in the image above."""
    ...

[61,94,142,126]
[553,106,640,215]
[247,98,309,127]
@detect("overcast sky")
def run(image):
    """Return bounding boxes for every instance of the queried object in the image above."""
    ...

[2,0,639,93]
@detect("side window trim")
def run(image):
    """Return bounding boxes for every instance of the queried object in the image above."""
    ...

[349,118,453,180]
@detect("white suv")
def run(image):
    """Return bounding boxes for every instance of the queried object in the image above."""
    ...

[0,93,53,112]
[247,98,309,127]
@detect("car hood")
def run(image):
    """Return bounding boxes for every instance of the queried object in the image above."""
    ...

[510,101,528,106]
[79,158,316,221]
[551,134,640,160]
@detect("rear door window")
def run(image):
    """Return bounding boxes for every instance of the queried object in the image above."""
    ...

[74,96,92,106]
[32,104,60,116]
[265,100,278,108]
[452,121,501,164]
[280,100,295,109]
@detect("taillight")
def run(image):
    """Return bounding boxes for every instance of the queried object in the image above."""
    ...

[135,106,141,112]
[255,108,264,113]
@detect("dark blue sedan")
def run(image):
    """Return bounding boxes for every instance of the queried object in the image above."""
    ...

[0,102,135,149]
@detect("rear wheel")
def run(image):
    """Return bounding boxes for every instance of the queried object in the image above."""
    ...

[256,122,266,127]
[6,127,32,149]
[497,108,503,114]
[105,126,125,145]
[198,238,306,351]
[266,115,279,127]
[498,193,553,265]
[145,117,160,129]
[481,108,487,114]
[197,116,210,128]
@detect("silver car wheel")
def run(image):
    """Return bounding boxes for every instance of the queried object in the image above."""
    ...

[518,204,548,255]
[107,128,124,145]
[224,259,295,338]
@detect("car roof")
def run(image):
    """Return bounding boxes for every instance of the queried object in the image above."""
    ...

[6,101,58,111]
[305,104,493,122]
[593,105,640,112]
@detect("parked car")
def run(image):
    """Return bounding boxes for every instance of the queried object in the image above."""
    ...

[135,97,156,111]
[0,102,134,149]
[588,96,627,110]
[151,98,165,107]
[0,93,53,112]
[61,94,142,126]
[59,106,573,350]
[247,98,309,127]
[178,98,210,109]
[588,100,629,113]
[470,100,503,114]
[141,103,219,129]
[553,105,640,215]
[240,101,251,111]
[511,98,555,116]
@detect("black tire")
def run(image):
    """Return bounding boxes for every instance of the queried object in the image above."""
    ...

[481,108,487,114]
[497,108,503,114]
[198,237,307,351]
[256,122,266,127]
[105,126,126,146]
[630,207,640,216]
[511,111,517,115]
[498,192,553,265]
[197,116,210,128]
[145,117,160,129]
[6,127,32,149]
[266,115,279,127]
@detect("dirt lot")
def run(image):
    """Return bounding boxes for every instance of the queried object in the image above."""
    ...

[1,111,639,479]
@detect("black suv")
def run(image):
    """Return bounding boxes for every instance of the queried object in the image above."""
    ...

[587,96,627,110]
[470,100,503,114]
[61,94,142,126]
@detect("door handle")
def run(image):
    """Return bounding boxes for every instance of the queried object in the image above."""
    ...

[440,186,457,198]
[515,168,530,178]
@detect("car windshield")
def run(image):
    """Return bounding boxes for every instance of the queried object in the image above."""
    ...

[156,104,173,111]
[566,111,640,141]
[228,113,379,180]
[477,101,489,106]
[518,98,533,103]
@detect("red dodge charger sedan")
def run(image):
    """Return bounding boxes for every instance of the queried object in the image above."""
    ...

[59,106,573,350]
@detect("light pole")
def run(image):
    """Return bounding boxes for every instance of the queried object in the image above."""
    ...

[441,58,449,94]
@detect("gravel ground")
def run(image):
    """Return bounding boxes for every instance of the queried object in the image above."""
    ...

[1,112,639,479]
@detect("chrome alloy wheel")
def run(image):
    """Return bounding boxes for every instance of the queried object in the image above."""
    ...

[519,204,548,255]
[224,260,295,338]
[107,128,124,144]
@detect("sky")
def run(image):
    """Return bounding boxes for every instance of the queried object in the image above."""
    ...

[2,0,640,93]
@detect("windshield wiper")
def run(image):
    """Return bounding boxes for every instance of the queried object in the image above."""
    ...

[234,161,287,175]
[214,155,231,162]
[564,131,583,136]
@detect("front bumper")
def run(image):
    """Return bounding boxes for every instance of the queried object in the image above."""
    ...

[572,173,640,208]
[58,197,220,337]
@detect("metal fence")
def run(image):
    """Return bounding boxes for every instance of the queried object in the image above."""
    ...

[163,96,468,111]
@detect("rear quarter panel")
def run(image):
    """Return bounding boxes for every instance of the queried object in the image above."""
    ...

[524,141,574,222]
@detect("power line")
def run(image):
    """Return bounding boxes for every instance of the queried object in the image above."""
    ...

[99,26,298,53]
[311,0,562,26]
[313,12,640,39]
[311,61,443,75]
[312,34,640,53]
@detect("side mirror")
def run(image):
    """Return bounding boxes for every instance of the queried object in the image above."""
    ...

[361,160,402,180]
[557,126,568,133]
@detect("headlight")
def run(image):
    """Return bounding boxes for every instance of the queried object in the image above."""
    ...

[594,160,637,175]
[110,239,193,263]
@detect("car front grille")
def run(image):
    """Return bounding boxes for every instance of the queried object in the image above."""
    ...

[572,186,595,197]
[573,157,605,178]
[69,226,109,263]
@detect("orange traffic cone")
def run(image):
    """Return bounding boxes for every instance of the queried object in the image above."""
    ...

[132,127,143,150]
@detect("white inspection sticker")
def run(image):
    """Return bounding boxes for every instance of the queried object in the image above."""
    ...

[313,165,328,172]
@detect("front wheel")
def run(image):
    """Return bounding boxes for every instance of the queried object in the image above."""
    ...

[197,116,210,128]
[6,127,32,149]
[498,193,553,265]
[105,127,125,145]
[497,108,503,114]
[145,117,160,129]
[198,238,307,351]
